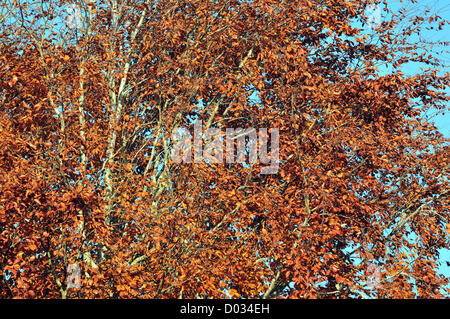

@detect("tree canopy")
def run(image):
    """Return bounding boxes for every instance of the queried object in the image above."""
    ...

[0,0,449,298]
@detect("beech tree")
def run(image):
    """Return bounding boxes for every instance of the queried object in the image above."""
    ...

[0,0,449,299]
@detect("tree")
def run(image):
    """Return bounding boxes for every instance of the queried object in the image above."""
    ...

[0,0,449,299]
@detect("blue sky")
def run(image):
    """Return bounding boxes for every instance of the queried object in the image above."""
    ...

[392,0,449,138]
[383,0,450,286]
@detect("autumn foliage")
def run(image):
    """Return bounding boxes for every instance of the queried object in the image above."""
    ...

[0,0,449,298]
